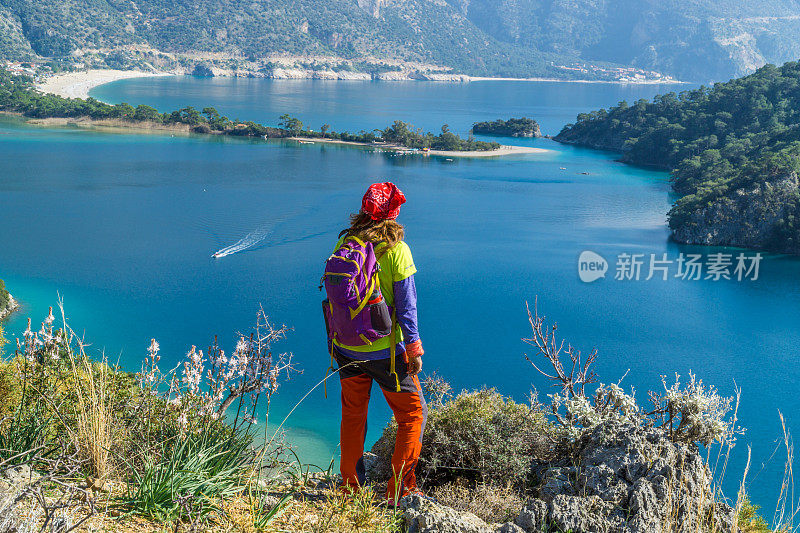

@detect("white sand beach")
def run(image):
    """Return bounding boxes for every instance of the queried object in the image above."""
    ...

[289,137,550,157]
[36,69,171,99]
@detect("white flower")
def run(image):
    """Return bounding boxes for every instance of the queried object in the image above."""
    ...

[148,339,160,356]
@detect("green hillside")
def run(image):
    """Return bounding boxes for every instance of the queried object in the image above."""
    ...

[555,61,800,253]
[0,0,588,78]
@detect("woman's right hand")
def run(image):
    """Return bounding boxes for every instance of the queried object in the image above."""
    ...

[407,355,422,376]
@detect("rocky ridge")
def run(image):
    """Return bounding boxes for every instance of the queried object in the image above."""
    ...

[395,421,734,533]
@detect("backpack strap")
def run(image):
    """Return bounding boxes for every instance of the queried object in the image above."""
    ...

[350,272,378,319]
[375,241,401,392]
[389,309,400,393]
[374,241,391,260]
[324,341,335,399]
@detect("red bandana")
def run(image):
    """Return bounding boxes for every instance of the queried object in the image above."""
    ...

[361,182,406,221]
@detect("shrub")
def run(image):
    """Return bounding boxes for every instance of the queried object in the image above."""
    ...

[736,495,772,533]
[370,378,555,490]
[525,300,740,447]
[119,425,254,520]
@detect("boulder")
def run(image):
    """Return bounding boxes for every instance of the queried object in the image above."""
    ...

[400,494,493,533]
[522,421,735,533]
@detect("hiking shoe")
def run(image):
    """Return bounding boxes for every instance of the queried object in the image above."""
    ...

[386,487,437,505]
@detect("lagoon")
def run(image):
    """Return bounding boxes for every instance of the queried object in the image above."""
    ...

[2,77,799,509]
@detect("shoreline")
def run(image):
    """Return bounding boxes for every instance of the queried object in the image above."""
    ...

[35,68,684,99]
[36,69,173,99]
[288,136,550,157]
[468,76,685,85]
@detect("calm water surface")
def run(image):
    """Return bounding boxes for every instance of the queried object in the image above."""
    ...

[1,77,798,509]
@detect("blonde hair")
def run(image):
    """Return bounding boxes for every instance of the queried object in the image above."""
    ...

[340,211,405,249]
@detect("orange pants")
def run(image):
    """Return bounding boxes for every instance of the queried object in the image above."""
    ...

[335,349,427,499]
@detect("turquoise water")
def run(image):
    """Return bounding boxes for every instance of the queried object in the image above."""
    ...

[1,78,799,510]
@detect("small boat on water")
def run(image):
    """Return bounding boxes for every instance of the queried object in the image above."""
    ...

[299,140,315,144]
[212,252,222,258]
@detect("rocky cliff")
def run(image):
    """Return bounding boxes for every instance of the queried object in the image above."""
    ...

[669,172,800,254]
[0,280,17,321]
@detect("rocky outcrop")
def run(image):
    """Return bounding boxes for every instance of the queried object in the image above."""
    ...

[520,422,735,532]
[356,0,386,18]
[0,294,17,321]
[267,67,372,80]
[0,464,40,531]
[398,422,734,533]
[262,67,469,82]
[401,494,525,533]
[670,172,800,254]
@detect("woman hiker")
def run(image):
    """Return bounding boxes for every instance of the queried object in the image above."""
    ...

[322,182,427,502]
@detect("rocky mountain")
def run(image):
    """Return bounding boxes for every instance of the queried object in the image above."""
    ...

[3,0,800,80]
[443,0,800,82]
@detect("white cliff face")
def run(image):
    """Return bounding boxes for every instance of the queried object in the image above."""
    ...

[357,0,386,18]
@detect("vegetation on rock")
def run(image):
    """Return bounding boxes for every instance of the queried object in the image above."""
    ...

[370,379,556,493]
[0,280,10,314]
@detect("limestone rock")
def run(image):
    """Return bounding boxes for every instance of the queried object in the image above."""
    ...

[400,494,494,533]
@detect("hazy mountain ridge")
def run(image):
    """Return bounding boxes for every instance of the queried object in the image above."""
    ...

[2,0,800,80]
[442,0,800,81]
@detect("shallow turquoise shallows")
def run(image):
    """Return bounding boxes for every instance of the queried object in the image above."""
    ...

[2,77,799,511]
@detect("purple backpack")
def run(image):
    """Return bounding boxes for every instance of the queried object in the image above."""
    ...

[321,235,393,347]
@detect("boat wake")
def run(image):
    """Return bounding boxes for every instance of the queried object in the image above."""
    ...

[212,225,274,258]
[212,207,313,259]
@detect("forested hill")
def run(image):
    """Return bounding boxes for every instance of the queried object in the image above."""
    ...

[555,61,800,254]
[4,0,800,80]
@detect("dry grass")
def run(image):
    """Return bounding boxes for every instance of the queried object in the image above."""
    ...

[268,487,402,533]
[61,314,115,483]
[6,487,401,533]
[70,350,114,482]
[431,481,524,524]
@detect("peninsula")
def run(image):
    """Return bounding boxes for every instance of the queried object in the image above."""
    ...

[554,60,800,255]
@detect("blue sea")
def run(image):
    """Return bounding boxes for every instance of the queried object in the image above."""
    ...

[2,76,799,510]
